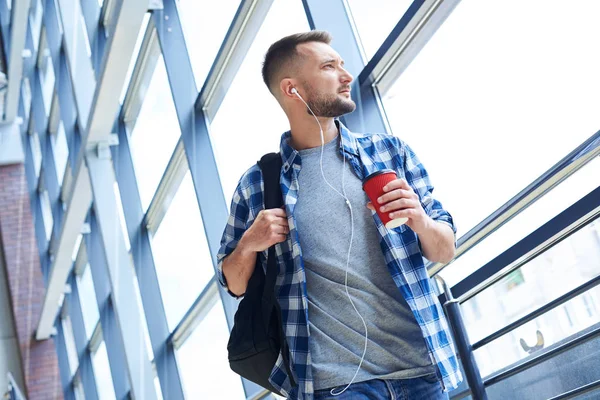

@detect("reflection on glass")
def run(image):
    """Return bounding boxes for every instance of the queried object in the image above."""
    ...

[346,0,414,61]
[381,0,600,237]
[92,341,117,400]
[76,264,99,341]
[176,0,241,89]
[209,0,310,204]
[129,54,181,211]
[151,171,214,331]
[52,121,69,186]
[177,301,245,399]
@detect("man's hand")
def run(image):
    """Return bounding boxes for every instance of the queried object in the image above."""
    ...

[238,207,290,254]
[366,178,431,234]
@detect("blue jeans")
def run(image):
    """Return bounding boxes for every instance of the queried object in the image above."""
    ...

[313,374,449,400]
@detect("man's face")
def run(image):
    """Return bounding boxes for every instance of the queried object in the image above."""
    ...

[295,42,356,118]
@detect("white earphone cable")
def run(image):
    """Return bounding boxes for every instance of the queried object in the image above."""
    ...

[293,90,368,396]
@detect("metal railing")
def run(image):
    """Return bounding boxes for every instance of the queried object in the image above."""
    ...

[428,130,600,400]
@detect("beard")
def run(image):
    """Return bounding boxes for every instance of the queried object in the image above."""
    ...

[302,82,356,118]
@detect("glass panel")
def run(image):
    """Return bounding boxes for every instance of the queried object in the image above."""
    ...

[74,377,85,400]
[484,321,600,400]
[463,219,600,349]
[52,121,69,186]
[346,0,414,61]
[29,0,43,50]
[22,78,32,119]
[38,37,56,114]
[113,182,131,251]
[91,341,117,400]
[132,272,154,361]
[154,376,164,400]
[76,263,100,341]
[30,132,42,179]
[177,301,245,399]
[128,54,181,211]
[151,171,213,331]
[381,0,600,237]
[120,13,150,103]
[209,0,310,204]
[472,285,600,378]
[176,0,241,89]
[40,189,53,240]
[439,157,600,287]
[62,316,79,377]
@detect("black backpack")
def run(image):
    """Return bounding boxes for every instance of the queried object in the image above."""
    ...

[227,152,296,396]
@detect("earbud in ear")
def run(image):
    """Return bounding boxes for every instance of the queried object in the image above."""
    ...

[291,87,298,95]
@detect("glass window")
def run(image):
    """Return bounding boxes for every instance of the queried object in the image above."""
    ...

[473,285,600,379]
[380,0,600,238]
[91,341,117,400]
[462,218,600,354]
[128,54,181,211]
[176,0,241,89]
[209,0,310,204]
[113,182,131,251]
[346,0,414,61]
[62,316,79,377]
[132,272,154,361]
[439,157,600,287]
[177,301,245,399]
[29,0,43,51]
[120,13,150,103]
[76,264,100,341]
[30,132,42,179]
[38,36,56,114]
[52,121,69,186]
[40,188,53,240]
[150,171,213,331]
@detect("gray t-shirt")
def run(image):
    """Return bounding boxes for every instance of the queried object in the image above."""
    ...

[294,135,436,390]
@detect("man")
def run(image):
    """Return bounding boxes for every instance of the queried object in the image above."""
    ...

[217,31,463,399]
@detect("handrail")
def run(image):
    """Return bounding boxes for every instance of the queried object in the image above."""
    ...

[428,130,600,277]
[6,372,26,400]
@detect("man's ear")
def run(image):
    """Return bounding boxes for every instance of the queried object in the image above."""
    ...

[280,78,297,99]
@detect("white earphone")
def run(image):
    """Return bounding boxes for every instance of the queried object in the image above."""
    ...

[290,87,367,397]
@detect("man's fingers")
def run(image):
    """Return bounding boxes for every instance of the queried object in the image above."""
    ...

[378,188,412,204]
[383,178,409,192]
[269,207,287,217]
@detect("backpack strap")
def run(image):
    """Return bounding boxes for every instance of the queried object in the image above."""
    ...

[256,152,296,388]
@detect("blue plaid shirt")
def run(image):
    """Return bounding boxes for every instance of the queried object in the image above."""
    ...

[217,121,463,398]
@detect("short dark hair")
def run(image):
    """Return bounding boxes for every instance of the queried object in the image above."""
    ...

[262,30,332,95]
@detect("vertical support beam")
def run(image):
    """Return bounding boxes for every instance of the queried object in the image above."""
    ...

[86,211,131,400]
[86,150,157,400]
[3,0,31,122]
[152,2,261,396]
[302,0,388,134]
[111,120,185,400]
[67,273,101,400]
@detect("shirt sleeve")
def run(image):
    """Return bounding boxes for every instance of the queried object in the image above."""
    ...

[216,181,251,299]
[400,138,457,242]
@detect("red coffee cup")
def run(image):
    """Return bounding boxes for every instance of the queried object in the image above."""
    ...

[362,169,408,229]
